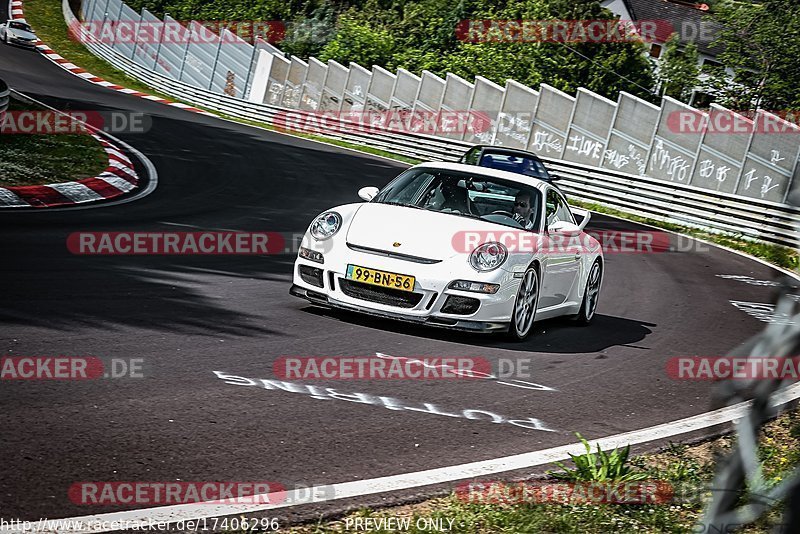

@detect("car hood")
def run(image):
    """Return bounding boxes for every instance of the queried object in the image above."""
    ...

[346,202,531,262]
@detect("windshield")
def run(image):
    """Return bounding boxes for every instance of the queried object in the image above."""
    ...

[478,152,551,181]
[9,22,32,31]
[373,168,543,231]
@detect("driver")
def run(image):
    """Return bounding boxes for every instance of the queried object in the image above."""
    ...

[512,191,534,230]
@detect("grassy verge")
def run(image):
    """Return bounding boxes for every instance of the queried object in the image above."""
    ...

[271,410,800,533]
[0,98,107,186]
[22,0,177,100]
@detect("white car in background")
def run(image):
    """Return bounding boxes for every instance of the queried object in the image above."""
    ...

[0,20,38,48]
[290,162,603,340]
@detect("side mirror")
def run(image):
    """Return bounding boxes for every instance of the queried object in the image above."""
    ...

[358,186,379,201]
[548,220,582,237]
[569,207,592,231]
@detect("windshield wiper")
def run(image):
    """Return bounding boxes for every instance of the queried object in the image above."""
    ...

[451,211,482,220]
[379,202,485,219]
[379,201,426,210]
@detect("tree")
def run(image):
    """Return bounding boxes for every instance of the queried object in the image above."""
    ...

[280,4,337,58]
[656,34,700,103]
[318,15,395,68]
[704,0,800,111]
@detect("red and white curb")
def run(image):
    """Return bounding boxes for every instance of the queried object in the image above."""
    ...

[35,40,209,114]
[9,0,22,19]
[11,0,208,114]
[0,133,139,207]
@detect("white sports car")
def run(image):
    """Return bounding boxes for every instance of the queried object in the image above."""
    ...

[0,20,38,48]
[290,162,603,340]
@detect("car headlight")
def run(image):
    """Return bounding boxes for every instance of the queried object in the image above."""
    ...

[469,242,507,272]
[309,211,341,240]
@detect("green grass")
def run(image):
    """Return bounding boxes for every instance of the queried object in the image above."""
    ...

[0,98,108,186]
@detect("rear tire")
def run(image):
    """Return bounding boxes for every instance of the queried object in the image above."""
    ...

[506,266,539,340]
[574,259,602,325]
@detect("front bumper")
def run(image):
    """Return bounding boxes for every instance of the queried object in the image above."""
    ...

[290,233,526,333]
[8,37,37,48]
[290,284,509,333]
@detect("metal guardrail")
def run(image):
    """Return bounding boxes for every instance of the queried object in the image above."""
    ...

[62,0,800,248]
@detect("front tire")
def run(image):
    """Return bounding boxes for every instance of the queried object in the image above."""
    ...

[507,266,539,340]
[574,259,602,325]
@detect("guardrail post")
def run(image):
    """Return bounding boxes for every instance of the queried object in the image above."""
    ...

[242,44,258,100]
[788,151,800,203]
[524,87,542,149]
[83,0,97,23]
[208,34,223,90]
[115,0,124,31]
[99,0,110,39]
[732,114,757,194]
[129,9,143,60]
[642,98,666,176]
[152,10,166,71]
[177,22,193,82]
[489,83,510,146]
[597,94,621,169]
[559,95,578,160]
[685,108,710,187]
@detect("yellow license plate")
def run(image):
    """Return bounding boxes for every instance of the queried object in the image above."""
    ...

[346,264,416,292]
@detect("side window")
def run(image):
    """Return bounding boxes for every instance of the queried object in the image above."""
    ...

[555,194,575,224]
[546,189,575,226]
[462,147,481,165]
[545,189,559,226]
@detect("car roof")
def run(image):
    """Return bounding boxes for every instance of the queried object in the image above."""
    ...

[469,145,544,159]
[409,161,551,191]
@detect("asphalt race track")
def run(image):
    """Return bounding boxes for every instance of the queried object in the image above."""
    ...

[0,10,794,526]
